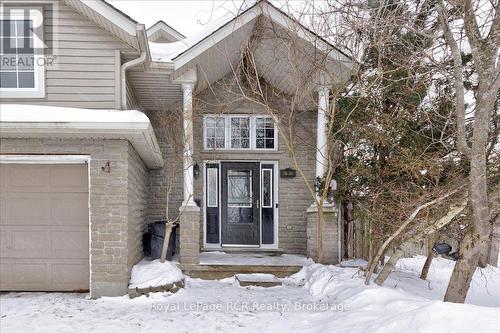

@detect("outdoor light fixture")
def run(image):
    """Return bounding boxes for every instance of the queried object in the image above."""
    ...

[280,167,296,178]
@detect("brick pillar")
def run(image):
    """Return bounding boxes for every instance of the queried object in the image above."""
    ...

[306,204,339,264]
[179,205,201,265]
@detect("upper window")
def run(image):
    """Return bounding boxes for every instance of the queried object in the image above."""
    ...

[205,117,225,149]
[0,8,45,98]
[256,117,275,149]
[230,117,250,149]
[203,115,277,150]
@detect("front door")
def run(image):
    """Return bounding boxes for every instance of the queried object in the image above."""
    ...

[221,162,260,246]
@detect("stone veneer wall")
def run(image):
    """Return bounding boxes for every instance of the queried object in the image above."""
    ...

[0,138,149,297]
[192,95,317,254]
[145,81,318,255]
[126,145,149,277]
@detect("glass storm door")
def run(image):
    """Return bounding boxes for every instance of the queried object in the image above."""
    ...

[221,162,260,246]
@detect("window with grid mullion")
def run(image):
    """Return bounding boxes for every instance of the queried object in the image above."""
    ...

[230,117,250,149]
[0,19,35,89]
[256,117,275,149]
[205,117,225,149]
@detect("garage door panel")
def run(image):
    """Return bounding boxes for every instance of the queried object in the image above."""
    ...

[52,262,89,287]
[10,165,49,188]
[0,163,89,291]
[11,263,49,286]
[0,263,12,287]
[51,195,89,223]
[8,195,51,222]
[50,165,88,189]
[11,230,50,257]
[51,230,89,258]
[0,166,9,189]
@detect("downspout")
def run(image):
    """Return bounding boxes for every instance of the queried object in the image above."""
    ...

[121,24,148,110]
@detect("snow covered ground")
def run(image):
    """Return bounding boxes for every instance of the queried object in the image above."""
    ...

[1,256,499,333]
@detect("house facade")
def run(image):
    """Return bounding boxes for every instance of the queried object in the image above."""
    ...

[0,0,354,298]
[0,0,350,297]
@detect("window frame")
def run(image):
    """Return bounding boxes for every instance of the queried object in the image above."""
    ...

[261,168,273,208]
[206,166,218,208]
[203,114,278,151]
[0,7,45,98]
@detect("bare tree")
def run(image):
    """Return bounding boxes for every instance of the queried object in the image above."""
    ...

[436,0,499,303]
[148,102,192,263]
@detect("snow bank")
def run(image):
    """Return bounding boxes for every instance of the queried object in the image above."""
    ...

[128,259,183,289]
[286,256,500,333]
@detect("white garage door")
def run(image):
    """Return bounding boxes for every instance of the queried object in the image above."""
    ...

[0,163,89,291]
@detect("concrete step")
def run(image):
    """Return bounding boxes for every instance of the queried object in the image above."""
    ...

[180,264,301,279]
[235,273,282,287]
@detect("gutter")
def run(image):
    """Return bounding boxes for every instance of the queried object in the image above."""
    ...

[121,24,149,110]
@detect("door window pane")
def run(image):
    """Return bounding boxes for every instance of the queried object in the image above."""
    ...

[256,117,275,149]
[227,170,252,207]
[230,117,250,149]
[262,169,272,208]
[207,167,218,207]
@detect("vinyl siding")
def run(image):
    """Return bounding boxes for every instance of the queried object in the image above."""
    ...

[1,2,137,109]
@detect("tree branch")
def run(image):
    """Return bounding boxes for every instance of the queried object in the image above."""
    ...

[437,3,471,157]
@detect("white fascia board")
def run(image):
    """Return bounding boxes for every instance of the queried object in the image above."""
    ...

[262,3,353,71]
[172,7,261,69]
[172,2,353,72]
[79,0,137,36]
[0,118,163,169]
[148,21,185,41]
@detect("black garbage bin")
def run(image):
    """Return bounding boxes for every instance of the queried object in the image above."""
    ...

[144,221,177,260]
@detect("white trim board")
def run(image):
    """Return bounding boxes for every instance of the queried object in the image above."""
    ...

[0,154,89,164]
[172,1,353,72]
[78,0,137,36]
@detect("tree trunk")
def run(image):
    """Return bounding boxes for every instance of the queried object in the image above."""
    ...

[444,93,493,302]
[160,223,173,263]
[420,250,435,280]
[375,247,404,286]
[444,232,484,302]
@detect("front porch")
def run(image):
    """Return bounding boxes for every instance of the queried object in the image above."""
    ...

[179,251,310,280]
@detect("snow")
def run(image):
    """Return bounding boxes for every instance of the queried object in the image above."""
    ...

[235,273,280,283]
[340,258,368,268]
[149,10,240,62]
[1,256,499,333]
[128,259,183,289]
[0,104,149,123]
[199,251,312,266]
